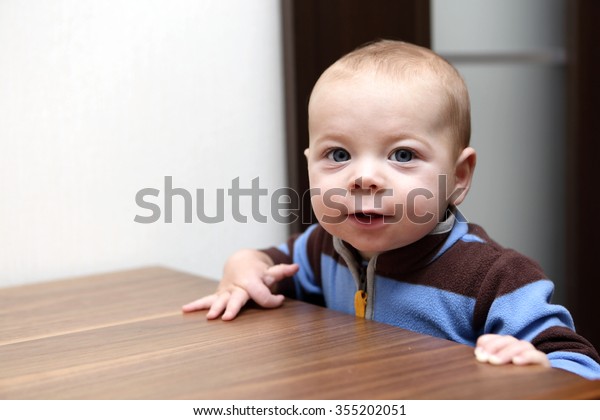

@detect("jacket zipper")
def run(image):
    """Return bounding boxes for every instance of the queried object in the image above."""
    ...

[354,263,368,318]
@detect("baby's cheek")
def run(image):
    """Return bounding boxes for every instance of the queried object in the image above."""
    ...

[403,189,441,224]
[311,193,347,224]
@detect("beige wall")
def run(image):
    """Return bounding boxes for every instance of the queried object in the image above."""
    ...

[0,0,288,286]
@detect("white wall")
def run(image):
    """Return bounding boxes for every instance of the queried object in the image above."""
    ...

[432,0,567,301]
[0,0,288,287]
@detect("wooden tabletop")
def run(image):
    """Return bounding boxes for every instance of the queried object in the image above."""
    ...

[1,266,599,400]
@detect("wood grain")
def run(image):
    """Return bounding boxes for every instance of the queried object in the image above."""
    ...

[1,267,599,399]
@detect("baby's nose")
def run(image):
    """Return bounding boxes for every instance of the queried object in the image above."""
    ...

[351,172,384,192]
[348,157,386,194]
[352,176,377,191]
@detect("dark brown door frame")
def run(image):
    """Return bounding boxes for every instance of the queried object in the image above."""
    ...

[566,0,600,349]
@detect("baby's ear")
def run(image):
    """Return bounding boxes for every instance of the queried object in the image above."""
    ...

[451,147,476,206]
[304,148,310,159]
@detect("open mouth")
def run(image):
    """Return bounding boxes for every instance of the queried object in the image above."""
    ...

[352,212,385,223]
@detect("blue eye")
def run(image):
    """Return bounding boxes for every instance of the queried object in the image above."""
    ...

[328,148,351,162]
[390,149,414,162]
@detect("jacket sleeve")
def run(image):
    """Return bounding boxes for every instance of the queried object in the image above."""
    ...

[479,251,600,380]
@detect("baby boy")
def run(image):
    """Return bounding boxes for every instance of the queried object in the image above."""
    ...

[183,40,600,380]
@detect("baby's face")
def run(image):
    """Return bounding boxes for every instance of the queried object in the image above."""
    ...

[306,73,461,258]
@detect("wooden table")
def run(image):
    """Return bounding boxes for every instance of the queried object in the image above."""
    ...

[1,267,599,399]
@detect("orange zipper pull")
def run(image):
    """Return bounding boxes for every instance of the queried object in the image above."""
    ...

[354,290,367,318]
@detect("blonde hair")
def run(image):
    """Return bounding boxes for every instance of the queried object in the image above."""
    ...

[311,40,471,151]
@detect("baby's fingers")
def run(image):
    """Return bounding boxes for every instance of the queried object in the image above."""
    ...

[475,334,550,367]
[262,263,299,287]
[475,337,530,365]
[512,348,551,367]
[234,263,296,308]
[246,280,285,308]
[221,287,251,321]
[181,294,218,313]
[205,291,234,320]
[475,334,518,364]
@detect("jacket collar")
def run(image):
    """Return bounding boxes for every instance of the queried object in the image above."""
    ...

[333,210,457,276]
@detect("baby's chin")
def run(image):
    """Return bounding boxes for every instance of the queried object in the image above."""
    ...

[333,234,407,258]
[337,228,432,257]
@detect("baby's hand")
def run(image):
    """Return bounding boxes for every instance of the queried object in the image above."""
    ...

[474,334,550,367]
[182,249,298,321]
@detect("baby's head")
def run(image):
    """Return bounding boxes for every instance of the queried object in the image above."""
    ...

[305,40,476,257]
[310,39,471,154]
